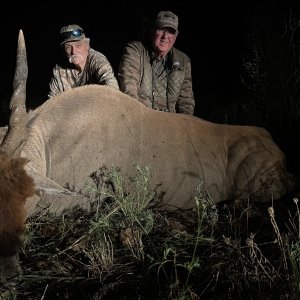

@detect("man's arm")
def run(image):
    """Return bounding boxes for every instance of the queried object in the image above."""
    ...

[48,65,66,99]
[177,61,195,115]
[92,52,119,90]
[118,42,142,99]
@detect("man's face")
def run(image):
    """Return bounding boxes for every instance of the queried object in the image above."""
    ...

[153,27,178,58]
[64,40,89,67]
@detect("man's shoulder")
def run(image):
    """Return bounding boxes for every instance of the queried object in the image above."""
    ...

[89,48,106,58]
[125,41,147,52]
[126,40,143,46]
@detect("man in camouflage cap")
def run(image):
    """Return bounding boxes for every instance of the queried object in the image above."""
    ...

[118,11,195,115]
[48,24,119,98]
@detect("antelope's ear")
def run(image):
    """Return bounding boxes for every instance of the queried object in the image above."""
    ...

[25,165,77,196]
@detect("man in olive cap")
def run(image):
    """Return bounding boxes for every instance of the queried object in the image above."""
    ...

[118,11,195,115]
[48,24,119,98]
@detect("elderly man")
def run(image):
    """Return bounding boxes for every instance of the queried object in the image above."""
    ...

[48,24,119,98]
[118,11,195,115]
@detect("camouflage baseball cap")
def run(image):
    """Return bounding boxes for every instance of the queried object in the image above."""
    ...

[60,24,85,45]
[155,11,178,32]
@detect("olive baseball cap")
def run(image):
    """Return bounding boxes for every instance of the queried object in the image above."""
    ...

[60,24,85,44]
[155,11,179,32]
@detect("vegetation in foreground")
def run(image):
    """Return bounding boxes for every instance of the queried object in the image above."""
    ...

[1,165,300,300]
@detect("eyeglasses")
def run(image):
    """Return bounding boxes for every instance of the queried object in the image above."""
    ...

[61,29,84,40]
[156,28,176,37]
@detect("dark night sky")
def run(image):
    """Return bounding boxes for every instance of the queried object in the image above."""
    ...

[0,0,298,118]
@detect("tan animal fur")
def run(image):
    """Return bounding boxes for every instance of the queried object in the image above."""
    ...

[0,30,298,277]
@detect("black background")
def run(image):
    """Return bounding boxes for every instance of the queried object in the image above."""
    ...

[1,0,281,112]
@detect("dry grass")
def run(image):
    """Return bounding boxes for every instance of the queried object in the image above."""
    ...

[1,167,300,299]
